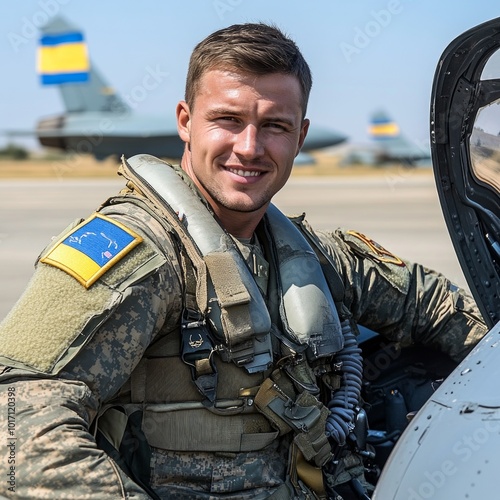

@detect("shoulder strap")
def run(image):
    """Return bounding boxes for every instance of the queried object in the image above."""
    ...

[119,155,275,381]
[288,213,351,320]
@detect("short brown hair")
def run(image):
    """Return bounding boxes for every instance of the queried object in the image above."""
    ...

[184,23,312,116]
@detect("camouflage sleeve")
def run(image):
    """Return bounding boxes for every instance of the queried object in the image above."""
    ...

[316,228,488,363]
[0,201,183,498]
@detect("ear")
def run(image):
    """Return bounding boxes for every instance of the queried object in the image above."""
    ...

[295,118,310,156]
[176,101,191,143]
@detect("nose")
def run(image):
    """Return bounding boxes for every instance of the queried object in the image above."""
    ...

[233,124,264,159]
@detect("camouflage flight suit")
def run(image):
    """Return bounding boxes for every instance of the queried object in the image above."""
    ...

[0,182,487,499]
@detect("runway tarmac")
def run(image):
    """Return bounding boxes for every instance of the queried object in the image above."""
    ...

[0,171,466,321]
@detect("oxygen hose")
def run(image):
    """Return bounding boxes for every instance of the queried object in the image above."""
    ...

[325,320,364,446]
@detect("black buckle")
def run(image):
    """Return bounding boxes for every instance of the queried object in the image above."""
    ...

[181,309,218,403]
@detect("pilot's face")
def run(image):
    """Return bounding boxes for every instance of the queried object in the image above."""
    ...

[176,69,309,236]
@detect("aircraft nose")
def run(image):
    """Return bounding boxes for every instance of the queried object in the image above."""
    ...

[302,126,347,150]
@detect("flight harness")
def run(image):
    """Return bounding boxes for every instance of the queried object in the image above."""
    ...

[111,155,364,476]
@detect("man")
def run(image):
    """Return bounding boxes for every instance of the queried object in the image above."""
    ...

[0,23,487,499]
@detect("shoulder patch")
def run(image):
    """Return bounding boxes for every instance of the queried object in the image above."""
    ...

[40,213,143,288]
[345,230,405,267]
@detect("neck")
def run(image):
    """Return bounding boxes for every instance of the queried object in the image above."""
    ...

[179,151,267,239]
[215,208,265,239]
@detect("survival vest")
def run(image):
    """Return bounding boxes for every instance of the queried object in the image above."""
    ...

[95,155,354,494]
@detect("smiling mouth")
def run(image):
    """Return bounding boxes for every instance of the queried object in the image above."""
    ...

[226,167,262,177]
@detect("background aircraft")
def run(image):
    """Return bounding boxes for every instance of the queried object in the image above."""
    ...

[336,110,432,168]
[8,16,347,162]
[367,110,431,166]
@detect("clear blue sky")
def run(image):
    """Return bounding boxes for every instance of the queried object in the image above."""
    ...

[1,0,499,151]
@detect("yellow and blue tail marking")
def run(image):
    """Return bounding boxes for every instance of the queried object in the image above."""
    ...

[37,31,90,85]
[41,213,142,288]
[369,114,400,141]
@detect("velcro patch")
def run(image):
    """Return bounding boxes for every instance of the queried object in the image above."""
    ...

[0,264,118,373]
[41,213,143,288]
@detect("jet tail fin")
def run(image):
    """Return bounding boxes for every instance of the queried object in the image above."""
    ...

[37,16,129,114]
[368,111,401,142]
[368,110,430,164]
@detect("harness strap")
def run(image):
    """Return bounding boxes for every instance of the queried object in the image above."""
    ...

[289,214,350,320]
[142,407,278,452]
[119,158,210,314]
[180,308,218,403]
[119,155,272,345]
[290,444,326,498]
[204,251,254,348]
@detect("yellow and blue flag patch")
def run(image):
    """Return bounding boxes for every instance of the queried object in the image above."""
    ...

[41,213,143,288]
[37,31,90,85]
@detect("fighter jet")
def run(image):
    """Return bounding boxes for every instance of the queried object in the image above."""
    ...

[338,110,431,168]
[371,16,500,499]
[12,16,346,161]
[368,110,431,166]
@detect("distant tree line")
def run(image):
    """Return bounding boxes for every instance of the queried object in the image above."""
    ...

[0,144,29,160]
